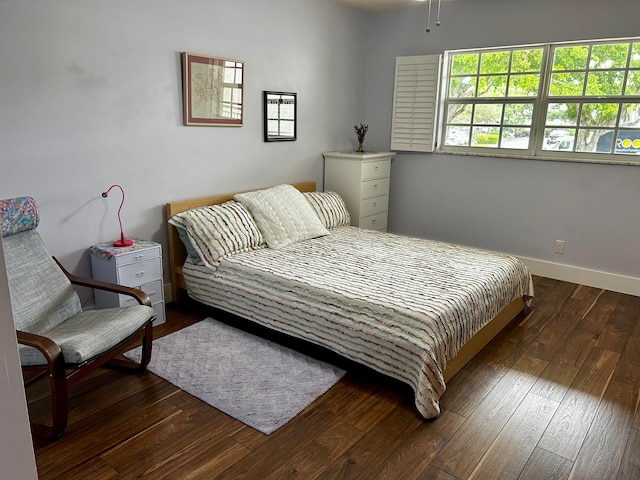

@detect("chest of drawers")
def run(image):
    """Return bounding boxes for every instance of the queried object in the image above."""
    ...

[90,240,165,325]
[323,151,395,231]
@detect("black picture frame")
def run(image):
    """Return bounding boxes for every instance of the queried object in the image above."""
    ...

[263,91,297,142]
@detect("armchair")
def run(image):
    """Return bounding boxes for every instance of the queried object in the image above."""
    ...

[0,196,155,440]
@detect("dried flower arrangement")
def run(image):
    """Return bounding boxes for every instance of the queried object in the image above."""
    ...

[354,123,368,152]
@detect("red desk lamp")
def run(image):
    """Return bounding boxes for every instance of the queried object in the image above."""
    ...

[101,184,134,247]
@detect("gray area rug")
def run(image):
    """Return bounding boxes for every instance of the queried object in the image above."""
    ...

[124,317,345,435]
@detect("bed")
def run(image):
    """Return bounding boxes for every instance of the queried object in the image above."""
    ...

[166,181,533,419]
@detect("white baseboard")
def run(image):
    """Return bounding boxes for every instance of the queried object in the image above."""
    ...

[518,257,640,297]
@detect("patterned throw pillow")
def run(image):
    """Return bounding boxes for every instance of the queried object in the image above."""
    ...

[169,201,265,268]
[234,184,330,249]
[304,191,351,229]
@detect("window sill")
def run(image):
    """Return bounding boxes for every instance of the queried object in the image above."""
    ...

[437,149,640,166]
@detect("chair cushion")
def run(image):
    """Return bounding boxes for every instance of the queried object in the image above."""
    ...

[18,305,155,365]
[0,196,39,237]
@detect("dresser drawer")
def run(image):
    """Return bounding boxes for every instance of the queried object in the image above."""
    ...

[360,195,388,217]
[114,245,161,266]
[361,160,391,180]
[118,279,163,307]
[360,177,390,199]
[117,258,162,287]
[359,212,388,231]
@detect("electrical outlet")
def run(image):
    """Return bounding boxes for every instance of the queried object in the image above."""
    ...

[554,240,565,254]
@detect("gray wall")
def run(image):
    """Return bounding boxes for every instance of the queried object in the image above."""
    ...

[0,0,368,304]
[364,0,640,288]
[0,0,638,298]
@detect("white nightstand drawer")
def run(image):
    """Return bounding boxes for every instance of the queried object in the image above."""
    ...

[360,195,388,217]
[360,177,390,199]
[114,245,161,266]
[118,279,163,307]
[359,212,388,231]
[361,160,391,180]
[117,258,162,287]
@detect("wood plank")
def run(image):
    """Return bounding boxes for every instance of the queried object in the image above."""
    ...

[468,392,559,480]
[54,457,120,480]
[371,409,466,480]
[518,448,573,480]
[263,420,364,480]
[100,391,243,477]
[36,395,182,479]
[524,286,602,362]
[530,289,616,402]
[616,426,640,480]
[596,293,640,353]
[538,347,620,461]
[315,402,422,480]
[212,405,337,480]
[430,354,547,479]
[568,380,638,479]
[416,465,460,480]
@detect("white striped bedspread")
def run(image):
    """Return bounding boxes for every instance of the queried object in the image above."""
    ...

[182,226,534,419]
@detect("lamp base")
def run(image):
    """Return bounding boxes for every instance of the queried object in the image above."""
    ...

[113,238,134,247]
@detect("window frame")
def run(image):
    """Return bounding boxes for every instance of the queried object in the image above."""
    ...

[437,37,640,165]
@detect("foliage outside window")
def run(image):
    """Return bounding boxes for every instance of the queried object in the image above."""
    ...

[440,38,640,163]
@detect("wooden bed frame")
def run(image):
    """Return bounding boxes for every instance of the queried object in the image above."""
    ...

[165,180,527,382]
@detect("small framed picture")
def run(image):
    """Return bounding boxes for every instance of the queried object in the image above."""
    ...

[182,52,244,126]
[263,91,297,142]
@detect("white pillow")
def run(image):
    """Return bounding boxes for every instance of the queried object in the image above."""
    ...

[234,184,330,249]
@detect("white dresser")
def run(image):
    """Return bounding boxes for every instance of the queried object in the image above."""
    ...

[323,151,395,231]
[90,239,166,326]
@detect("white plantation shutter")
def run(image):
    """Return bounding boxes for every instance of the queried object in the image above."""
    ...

[390,54,442,152]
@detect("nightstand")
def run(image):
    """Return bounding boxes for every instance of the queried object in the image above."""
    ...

[323,151,395,231]
[90,239,166,326]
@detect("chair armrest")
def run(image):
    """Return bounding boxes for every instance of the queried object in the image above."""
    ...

[16,330,63,364]
[53,257,152,307]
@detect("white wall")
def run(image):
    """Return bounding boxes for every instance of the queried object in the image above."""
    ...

[0,240,38,479]
[0,0,369,304]
[364,0,640,294]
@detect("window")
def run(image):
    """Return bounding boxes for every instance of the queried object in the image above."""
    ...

[440,38,640,163]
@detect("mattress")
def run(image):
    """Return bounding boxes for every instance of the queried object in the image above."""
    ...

[182,226,534,418]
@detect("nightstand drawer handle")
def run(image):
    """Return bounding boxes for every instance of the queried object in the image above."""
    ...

[372,219,377,224]
[134,254,145,260]
[148,290,157,297]
[373,184,378,190]
[372,202,377,207]
[136,271,145,278]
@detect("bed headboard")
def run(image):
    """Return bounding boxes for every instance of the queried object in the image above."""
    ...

[165,181,317,303]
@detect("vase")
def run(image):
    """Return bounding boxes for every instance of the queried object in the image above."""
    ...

[357,142,365,152]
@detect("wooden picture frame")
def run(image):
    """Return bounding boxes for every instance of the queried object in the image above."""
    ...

[263,91,297,142]
[182,52,244,126]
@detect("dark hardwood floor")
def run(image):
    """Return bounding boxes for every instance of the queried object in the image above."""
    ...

[29,276,640,479]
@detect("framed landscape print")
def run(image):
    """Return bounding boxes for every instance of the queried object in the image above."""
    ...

[182,52,244,126]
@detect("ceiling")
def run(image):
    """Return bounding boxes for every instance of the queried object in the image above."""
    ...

[333,0,425,11]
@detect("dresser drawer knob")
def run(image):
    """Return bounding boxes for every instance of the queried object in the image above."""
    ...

[373,184,378,190]
[134,254,144,260]
[372,219,377,224]
[374,166,379,171]
[373,202,377,207]
[136,271,145,278]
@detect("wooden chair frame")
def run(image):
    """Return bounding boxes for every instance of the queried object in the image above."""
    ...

[17,258,154,440]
